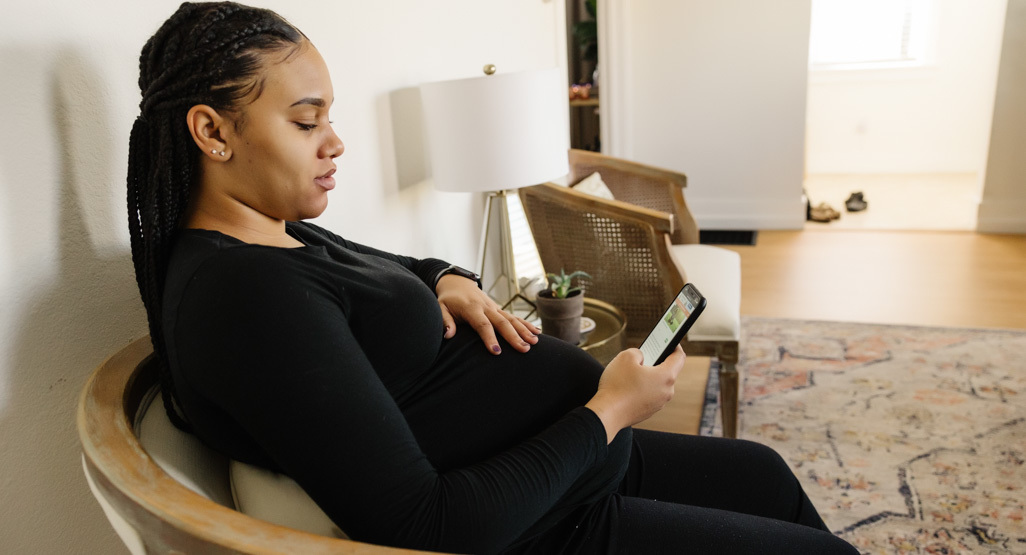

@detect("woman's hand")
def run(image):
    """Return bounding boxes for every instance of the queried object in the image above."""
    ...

[435,274,540,355]
[585,346,686,443]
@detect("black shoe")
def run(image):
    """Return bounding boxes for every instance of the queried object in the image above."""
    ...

[845,192,867,212]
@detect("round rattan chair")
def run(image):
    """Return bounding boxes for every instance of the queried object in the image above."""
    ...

[77,335,428,554]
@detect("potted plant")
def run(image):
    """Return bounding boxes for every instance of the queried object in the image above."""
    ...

[535,269,592,345]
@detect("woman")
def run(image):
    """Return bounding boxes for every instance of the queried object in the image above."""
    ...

[128,3,857,553]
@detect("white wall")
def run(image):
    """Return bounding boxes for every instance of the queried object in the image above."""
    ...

[608,0,812,230]
[805,0,1007,175]
[978,0,1026,233]
[0,1,567,551]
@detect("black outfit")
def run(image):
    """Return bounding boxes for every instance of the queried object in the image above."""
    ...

[163,222,856,554]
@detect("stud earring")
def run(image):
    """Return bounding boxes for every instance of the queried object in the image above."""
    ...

[219,151,226,156]
[210,149,217,154]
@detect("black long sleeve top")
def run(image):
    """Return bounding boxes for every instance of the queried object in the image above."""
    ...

[161,221,631,553]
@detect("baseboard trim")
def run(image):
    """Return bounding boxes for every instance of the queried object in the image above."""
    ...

[977,200,1026,234]
[688,197,806,230]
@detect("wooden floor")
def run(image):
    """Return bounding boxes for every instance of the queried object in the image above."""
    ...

[637,229,1026,436]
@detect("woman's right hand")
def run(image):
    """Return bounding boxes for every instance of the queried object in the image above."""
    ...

[585,346,686,443]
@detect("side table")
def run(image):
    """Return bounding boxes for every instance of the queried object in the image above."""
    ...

[580,298,627,366]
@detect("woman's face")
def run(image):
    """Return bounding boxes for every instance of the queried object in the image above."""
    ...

[222,41,344,222]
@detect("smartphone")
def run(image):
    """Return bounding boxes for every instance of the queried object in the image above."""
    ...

[639,284,707,366]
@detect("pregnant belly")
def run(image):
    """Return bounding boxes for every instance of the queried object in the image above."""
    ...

[394,327,605,470]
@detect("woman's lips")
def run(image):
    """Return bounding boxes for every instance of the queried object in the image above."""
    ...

[315,169,336,191]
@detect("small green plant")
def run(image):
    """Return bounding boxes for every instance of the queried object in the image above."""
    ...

[545,269,592,299]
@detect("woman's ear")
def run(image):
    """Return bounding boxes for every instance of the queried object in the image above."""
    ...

[186,105,232,161]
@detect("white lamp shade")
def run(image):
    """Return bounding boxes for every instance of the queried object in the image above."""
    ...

[420,68,569,193]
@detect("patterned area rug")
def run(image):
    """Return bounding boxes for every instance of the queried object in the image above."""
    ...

[701,318,1026,554]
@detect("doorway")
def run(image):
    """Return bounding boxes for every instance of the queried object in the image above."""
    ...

[802,0,1007,231]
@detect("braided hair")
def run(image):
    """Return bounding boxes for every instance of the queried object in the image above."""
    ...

[128,2,305,430]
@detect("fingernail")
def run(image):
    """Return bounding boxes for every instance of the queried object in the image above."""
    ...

[521,341,529,347]
[492,345,501,354]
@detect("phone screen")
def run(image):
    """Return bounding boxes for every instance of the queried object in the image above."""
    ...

[639,284,706,366]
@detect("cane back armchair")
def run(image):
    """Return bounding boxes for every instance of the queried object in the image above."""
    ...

[520,151,742,437]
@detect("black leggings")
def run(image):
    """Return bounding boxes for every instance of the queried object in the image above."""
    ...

[510,429,858,554]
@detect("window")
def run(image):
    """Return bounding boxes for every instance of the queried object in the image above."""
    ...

[809,0,934,71]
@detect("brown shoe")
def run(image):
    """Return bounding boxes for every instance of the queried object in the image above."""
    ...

[809,202,840,222]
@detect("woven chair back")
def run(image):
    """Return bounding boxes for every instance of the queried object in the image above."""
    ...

[520,184,685,346]
[568,149,699,246]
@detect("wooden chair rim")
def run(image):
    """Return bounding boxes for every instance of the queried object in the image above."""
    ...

[77,335,427,554]
[524,182,676,235]
[567,148,688,188]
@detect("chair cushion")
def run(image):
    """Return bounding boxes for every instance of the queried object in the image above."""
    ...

[135,387,235,508]
[668,244,741,342]
[137,385,345,538]
[229,460,347,539]
[571,171,615,200]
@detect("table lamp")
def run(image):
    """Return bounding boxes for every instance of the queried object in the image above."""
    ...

[420,66,569,309]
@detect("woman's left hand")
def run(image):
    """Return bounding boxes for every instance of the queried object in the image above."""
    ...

[435,274,540,355]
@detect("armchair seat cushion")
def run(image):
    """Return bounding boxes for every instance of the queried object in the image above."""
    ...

[230,460,346,538]
[136,387,235,509]
[668,244,741,343]
[136,385,345,539]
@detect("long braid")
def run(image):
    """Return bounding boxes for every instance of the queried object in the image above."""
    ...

[127,2,304,431]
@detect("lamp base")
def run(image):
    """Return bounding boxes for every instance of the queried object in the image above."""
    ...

[502,292,536,319]
[478,190,537,315]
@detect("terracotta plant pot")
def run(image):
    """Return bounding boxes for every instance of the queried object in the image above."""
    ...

[535,290,584,345]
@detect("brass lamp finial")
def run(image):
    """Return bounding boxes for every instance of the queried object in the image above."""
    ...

[483,64,496,76]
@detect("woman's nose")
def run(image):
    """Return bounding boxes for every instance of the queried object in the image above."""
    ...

[323,128,344,159]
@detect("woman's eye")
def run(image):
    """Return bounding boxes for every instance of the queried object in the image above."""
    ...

[295,122,317,131]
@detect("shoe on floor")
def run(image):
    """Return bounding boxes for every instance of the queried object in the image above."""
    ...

[845,192,867,212]
[809,202,840,223]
